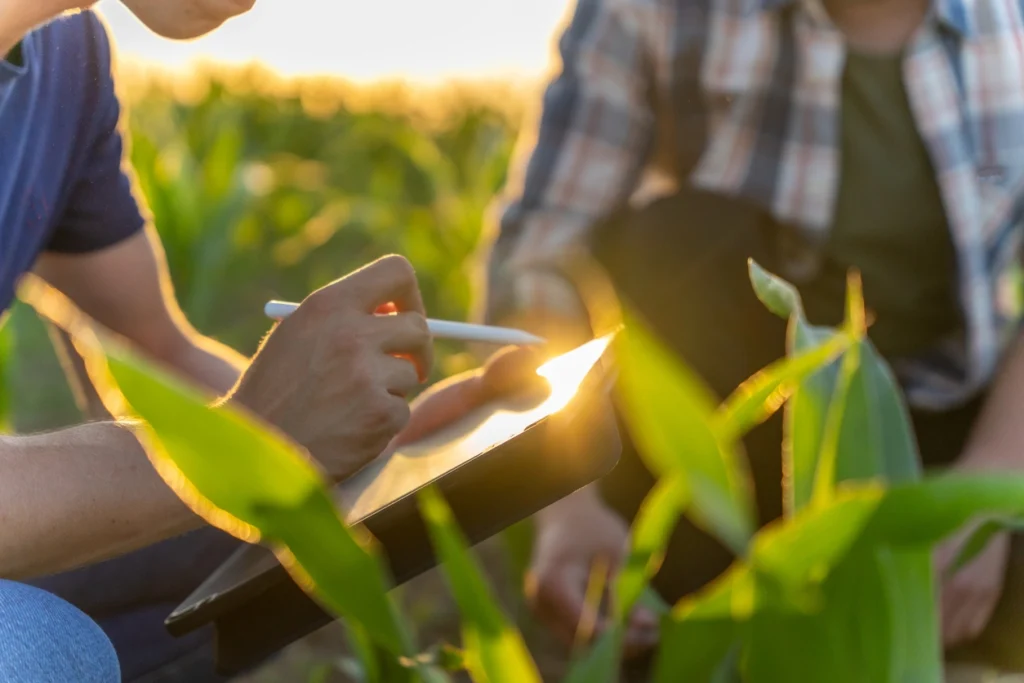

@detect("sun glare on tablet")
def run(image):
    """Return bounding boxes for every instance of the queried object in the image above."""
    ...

[534,334,614,414]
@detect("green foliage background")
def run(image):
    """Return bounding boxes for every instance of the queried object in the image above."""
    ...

[1,69,523,433]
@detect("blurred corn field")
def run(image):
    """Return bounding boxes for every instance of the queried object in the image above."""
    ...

[0,66,530,434]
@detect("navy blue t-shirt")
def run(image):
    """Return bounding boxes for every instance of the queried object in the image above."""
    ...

[0,10,146,314]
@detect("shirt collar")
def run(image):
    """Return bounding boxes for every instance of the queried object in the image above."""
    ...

[0,39,29,86]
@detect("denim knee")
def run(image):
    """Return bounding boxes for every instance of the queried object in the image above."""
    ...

[0,580,120,682]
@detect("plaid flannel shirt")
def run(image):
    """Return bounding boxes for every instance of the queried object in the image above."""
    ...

[485,0,1024,410]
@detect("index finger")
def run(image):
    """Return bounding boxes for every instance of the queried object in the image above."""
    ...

[347,254,426,315]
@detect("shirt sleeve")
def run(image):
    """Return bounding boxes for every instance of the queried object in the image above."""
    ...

[46,12,147,254]
[484,0,655,325]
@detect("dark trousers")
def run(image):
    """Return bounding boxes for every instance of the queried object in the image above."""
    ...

[589,187,1024,673]
[27,527,240,682]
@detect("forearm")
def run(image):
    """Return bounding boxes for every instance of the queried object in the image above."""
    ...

[164,333,247,397]
[0,422,200,579]
[958,332,1024,470]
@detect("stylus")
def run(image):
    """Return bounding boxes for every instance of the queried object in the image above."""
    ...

[263,300,546,347]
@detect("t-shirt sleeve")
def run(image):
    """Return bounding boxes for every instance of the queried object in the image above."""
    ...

[46,12,147,254]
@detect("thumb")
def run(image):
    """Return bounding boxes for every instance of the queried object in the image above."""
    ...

[391,372,487,447]
[479,345,550,399]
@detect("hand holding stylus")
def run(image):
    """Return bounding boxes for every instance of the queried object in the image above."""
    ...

[231,255,434,480]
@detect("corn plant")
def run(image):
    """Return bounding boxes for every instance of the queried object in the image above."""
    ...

[612,261,1024,682]
[26,256,1024,683]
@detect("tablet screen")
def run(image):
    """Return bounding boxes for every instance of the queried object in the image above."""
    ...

[336,334,614,523]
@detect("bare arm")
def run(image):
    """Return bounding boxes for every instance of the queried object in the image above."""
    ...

[35,227,246,396]
[954,331,1024,471]
[0,423,198,579]
[957,332,1024,470]
[5,255,433,580]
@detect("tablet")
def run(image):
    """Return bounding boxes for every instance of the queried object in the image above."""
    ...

[165,334,621,674]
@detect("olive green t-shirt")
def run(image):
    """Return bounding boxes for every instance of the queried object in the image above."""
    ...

[800,50,962,357]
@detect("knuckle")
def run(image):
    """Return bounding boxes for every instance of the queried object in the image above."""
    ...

[409,313,429,335]
[366,393,407,433]
[378,253,416,280]
[347,363,376,395]
[300,288,337,318]
[404,314,430,343]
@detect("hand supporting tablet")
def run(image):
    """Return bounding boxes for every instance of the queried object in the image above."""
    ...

[165,334,621,675]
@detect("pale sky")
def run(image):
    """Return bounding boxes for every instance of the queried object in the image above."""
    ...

[96,0,570,83]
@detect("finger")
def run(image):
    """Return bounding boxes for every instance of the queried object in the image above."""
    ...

[480,346,550,399]
[941,585,974,646]
[392,374,488,447]
[528,570,589,647]
[371,313,433,381]
[623,605,660,658]
[378,355,420,398]
[629,605,659,633]
[946,603,977,646]
[349,254,426,316]
[965,598,996,642]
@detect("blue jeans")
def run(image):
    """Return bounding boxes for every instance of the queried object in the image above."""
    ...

[0,580,119,682]
[28,527,241,683]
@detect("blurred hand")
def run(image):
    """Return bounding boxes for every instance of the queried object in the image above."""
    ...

[120,0,255,39]
[390,345,549,448]
[229,255,433,481]
[935,527,1010,647]
[527,489,660,659]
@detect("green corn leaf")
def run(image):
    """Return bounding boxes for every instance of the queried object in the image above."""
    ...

[750,484,885,592]
[864,473,1024,547]
[616,308,755,555]
[948,516,1024,576]
[749,262,919,515]
[563,626,623,683]
[637,585,671,616]
[418,486,541,683]
[614,476,689,623]
[345,623,381,683]
[811,337,860,505]
[748,260,803,319]
[653,568,746,683]
[99,342,412,658]
[875,547,942,683]
[744,543,909,683]
[749,261,840,514]
[831,342,921,487]
[712,330,851,443]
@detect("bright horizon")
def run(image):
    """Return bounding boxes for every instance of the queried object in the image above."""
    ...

[96,0,570,84]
